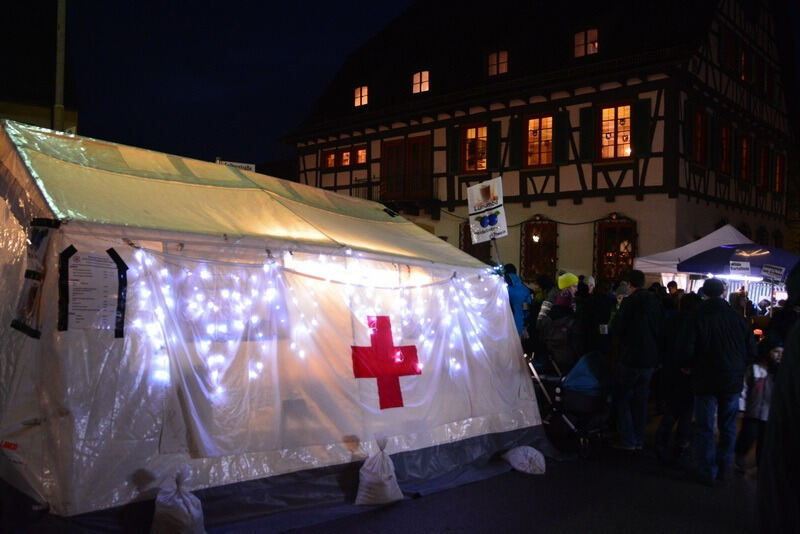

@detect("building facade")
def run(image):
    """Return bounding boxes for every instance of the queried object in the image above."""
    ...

[288,0,796,283]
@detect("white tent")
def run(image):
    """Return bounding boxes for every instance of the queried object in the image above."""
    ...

[633,224,752,273]
[0,120,542,516]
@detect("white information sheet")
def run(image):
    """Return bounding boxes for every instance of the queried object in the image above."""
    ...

[68,252,118,330]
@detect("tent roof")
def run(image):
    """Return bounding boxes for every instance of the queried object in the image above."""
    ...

[633,225,753,273]
[0,120,484,269]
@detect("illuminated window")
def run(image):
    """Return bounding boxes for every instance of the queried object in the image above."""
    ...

[775,153,785,193]
[412,71,429,93]
[354,85,368,107]
[600,104,631,159]
[323,150,336,168]
[720,124,731,174]
[463,125,488,172]
[526,116,553,167]
[356,147,367,164]
[758,146,769,188]
[595,216,636,282]
[521,220,557,280]
[741,136,751,180]
[574,29,598,58]
[341,150,351,166]
[693,109,707,164]
[488,51,508,76]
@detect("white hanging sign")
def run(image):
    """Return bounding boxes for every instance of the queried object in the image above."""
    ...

[760,263,785,281]
[467,176,508,245]
[68,252,119,329]
[729,260,751,276]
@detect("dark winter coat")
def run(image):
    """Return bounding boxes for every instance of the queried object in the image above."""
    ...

[758,321,800,533]
[677,297,757,395]
[609,288,663,368]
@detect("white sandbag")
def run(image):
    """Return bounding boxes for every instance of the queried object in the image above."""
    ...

[151,471,206,534]
[355,436,404,505]
[502,445,546,474]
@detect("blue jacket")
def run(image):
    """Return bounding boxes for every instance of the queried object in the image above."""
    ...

[506,274,532,334]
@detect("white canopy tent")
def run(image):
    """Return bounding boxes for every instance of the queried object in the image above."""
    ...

[633,224,752,273]
[0,120,542,516]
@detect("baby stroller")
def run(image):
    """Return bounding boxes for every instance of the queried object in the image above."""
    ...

[525,351,611,456]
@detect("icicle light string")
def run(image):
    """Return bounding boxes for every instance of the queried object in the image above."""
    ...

[127,245,497,291]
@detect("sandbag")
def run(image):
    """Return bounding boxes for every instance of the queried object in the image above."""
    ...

[151,471,205,534]
[355,436,404,505]
[502,445,546,474]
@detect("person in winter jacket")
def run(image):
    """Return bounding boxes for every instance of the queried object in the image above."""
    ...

[504,264,532,335]
[758,260,800,533]
[609,270,663,450]
[677,277,757,486]
[735,338,782,471]
[655,292,702,465]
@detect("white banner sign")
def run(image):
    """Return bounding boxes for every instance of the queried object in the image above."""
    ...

[467,176,508,245]
[729,260,751,275]
[761,263,785,281]
[216,158,256,172]
[68,252,118,330]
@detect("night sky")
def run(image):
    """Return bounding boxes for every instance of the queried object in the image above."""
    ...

[5,1,800,170]
[5,2,413,166]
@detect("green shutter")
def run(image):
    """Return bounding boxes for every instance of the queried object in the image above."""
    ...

[632,99,651,156]
[554,111,570,164]
[683,100,694,160]
[487,121,501,170]
[579,106,595,161]
[447,127,461,174]
[508,117,523,168]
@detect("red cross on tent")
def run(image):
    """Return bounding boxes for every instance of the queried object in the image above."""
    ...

[351,316,421,409]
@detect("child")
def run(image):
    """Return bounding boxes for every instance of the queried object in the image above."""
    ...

[735,338,782,471]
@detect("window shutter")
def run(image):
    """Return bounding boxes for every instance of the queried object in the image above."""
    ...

[768,149,776,191]
[554,111,570,164]
[718,28,725,67]
[579,106,595,161]
[749,138,757,181]
[632,99,651,156]
[683,100,694,160]
[733,130,741,178]
[508,117,523,168]
[710,117,720,169]
[447,127,461,174]
[487,121,501,170]
[705,113,713,167]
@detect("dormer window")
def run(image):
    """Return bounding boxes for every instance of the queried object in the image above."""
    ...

[412,71,430,93]
[574,29,598,58]
[354,86,368,107]
[488,51,508,76]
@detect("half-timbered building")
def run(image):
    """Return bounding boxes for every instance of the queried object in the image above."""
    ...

[287,0,796,283]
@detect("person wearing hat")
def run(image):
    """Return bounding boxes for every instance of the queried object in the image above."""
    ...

[609,270,663,451]
[677,277,757,486]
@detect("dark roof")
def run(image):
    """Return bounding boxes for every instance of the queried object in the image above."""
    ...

[289,0,718,140]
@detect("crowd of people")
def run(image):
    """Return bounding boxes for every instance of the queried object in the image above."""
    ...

[503,263,800,532]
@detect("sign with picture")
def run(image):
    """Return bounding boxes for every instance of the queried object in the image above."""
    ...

[467,176,508,245]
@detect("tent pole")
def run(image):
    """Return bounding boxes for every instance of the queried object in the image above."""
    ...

[492,237,502,266]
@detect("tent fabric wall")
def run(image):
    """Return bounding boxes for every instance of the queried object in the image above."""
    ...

[0,121,541,516]
[633,224,752,273]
